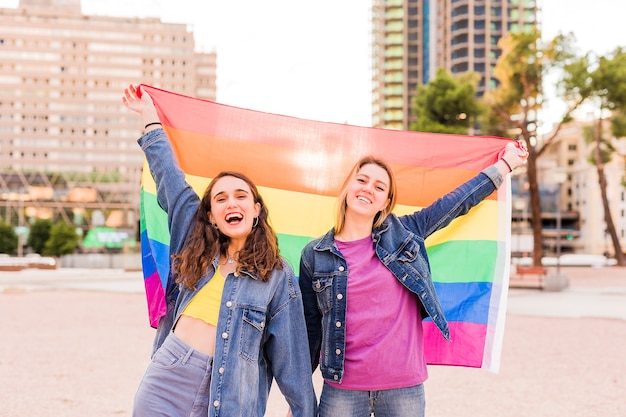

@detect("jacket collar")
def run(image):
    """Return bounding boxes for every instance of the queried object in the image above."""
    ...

[314,228,337,252]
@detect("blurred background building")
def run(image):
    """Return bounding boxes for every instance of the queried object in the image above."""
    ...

[513,121,626,257]
[0,0,623,259]
[0,0,216,247]
[371,0,537,130]
[370,0,624,257]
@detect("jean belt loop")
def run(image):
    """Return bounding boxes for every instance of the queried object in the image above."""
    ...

[182,347,194,364]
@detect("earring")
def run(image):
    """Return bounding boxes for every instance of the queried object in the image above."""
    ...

[212,223,219,230]
[252,217,259,228]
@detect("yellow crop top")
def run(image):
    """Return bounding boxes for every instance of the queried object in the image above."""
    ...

[181,266,226,326]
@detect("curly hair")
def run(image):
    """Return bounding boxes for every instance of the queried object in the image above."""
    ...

[172,171,282,290]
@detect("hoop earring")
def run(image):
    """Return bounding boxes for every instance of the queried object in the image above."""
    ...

[212,223,219,230]
[252,217,259,228]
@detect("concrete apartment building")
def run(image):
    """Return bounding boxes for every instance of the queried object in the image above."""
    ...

[0,0,216,246]
[371,0,537,130]
[535,122,626,256]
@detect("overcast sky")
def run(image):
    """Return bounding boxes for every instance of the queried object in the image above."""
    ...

[1,0,622,129]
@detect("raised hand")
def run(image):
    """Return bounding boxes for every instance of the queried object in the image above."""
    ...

[122,84,160,127]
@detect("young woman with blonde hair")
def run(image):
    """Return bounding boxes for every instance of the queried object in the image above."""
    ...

[300,144,527,417]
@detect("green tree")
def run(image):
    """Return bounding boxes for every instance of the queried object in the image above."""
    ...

[411,68,484,134]
[42,223,79,257]
[567,47,626,265]
[26,218,53,254]
[482,28,584,267]
[0,222,18,255]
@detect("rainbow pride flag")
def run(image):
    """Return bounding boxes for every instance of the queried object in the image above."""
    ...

[139,85,512,372]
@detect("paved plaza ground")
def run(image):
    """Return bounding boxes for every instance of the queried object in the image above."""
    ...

[0,266,624,416]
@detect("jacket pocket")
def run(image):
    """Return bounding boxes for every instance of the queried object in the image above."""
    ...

[395,239,430,280]
[396,239,421,262]
[239,307,266,362]
[312,275,334,314]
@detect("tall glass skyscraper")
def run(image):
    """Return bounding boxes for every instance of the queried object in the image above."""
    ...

[372,0,538,130]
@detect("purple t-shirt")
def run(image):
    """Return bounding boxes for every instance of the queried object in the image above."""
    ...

[327,235,428,390]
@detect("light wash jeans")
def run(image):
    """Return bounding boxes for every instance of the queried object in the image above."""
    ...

[133,332,213,417]
[319,382,425,417]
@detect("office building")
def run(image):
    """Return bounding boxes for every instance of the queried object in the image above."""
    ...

[0,0,216,243]
[372,0,537,130]
[535,122,626,256]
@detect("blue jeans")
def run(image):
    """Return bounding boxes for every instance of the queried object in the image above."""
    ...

[133,332,213,417]
[319,382,425,417]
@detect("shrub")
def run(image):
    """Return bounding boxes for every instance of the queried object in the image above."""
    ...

[43,223,79,257]
[0,221,18,255]
[27,218,53,254]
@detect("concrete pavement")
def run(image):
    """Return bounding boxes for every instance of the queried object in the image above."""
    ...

[0,267,145,294]
[1,266,625,417]
[3,266,625,320]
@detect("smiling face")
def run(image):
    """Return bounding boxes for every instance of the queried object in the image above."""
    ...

[208,175,261,244]
[346,163,391,219]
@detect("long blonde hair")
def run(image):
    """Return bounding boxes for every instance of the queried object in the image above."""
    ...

[334,156,398,234]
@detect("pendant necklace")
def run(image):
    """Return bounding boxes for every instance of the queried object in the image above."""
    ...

[227,257,235,264]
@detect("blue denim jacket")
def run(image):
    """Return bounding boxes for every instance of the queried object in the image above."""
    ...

[299,165,504,383]
[139,129,317,417]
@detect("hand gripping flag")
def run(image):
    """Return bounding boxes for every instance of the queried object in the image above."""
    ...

[138,85,513,373]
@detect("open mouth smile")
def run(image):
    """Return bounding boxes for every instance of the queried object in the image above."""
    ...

[356,195,372,204]
[225,212,244,224]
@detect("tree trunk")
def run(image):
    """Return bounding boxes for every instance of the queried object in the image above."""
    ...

[593,118,625,266]
[525,143,544,267]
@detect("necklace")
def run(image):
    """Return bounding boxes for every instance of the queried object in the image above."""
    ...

[223,252,236,265]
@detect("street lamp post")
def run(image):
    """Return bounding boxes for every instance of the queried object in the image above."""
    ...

[18,196,25,257]
[555,180,562,276]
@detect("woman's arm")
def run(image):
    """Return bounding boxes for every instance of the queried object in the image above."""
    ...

[298,249,323,372]
[265,267,318,417]
[402,140,528,237]
[122,85,199,254]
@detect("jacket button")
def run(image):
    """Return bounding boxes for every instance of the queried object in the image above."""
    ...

[336,293,343,300]
[213,400,220,407]
[221,332,228,339]
[335,321,342,328]
[335,349,341,355]
[218,367,224,374]
[226,301,232,308]
[338,265,345,271]
[333,375,339,380]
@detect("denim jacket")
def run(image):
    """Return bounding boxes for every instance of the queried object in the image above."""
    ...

[139,128,317,417]
[299,165,504,383]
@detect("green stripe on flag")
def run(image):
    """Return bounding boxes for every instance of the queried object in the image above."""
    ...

[277,233,315,272]
[141,189,170,245]
[428,240,498,283]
